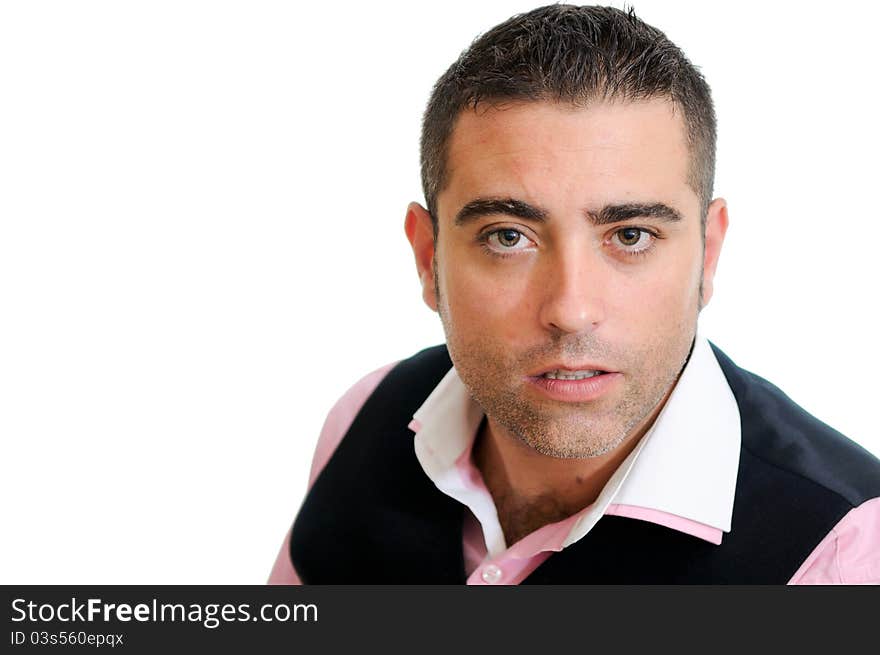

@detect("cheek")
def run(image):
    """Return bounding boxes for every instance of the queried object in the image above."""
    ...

[440,238,702,342]
[607,251,701,331]
[441,258,538,336]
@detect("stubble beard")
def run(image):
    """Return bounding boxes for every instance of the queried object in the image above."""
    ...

[434,261,700,460]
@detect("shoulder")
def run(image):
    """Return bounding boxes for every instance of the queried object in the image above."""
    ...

[306,360,399,486]
[709,342,880,507]
[789,497,880,584]
[306,345,452,486]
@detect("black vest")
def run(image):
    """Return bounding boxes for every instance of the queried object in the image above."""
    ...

[290,343,880,583]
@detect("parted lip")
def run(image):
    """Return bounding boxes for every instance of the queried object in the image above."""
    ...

[528,363,618,377]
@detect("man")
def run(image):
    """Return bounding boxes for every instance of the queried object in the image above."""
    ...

[269,4,880,584]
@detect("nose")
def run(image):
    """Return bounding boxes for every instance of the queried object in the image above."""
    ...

[537,243,606,335]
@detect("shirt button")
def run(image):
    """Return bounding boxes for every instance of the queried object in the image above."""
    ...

[481,564,503,584]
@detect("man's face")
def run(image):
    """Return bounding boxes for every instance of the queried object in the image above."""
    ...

[406,99,727,459]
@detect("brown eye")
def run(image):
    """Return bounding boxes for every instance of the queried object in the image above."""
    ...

[497,229,522,248]
[609,227,656,256]
[482,227,536,255]
[617,227,643,246]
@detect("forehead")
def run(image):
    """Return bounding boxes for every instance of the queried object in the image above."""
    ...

[439,99,696,221]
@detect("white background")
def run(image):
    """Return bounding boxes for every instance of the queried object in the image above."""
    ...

[1,1,877,583]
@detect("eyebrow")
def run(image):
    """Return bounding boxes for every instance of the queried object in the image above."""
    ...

[453,196,683,226]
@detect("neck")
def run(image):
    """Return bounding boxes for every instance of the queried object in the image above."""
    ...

[474,416,646,515]
[473,386,674,545]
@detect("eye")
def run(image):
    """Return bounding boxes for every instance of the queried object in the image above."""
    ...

[610,227,656,255]
[481,228,536,255]
[494,229,524,248]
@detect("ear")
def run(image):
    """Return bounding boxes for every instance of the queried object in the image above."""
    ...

[404,202,438,312]
[701,197,730,308]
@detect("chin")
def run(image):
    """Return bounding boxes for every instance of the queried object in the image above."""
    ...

[523,439,621,460]
[515,422,629,459]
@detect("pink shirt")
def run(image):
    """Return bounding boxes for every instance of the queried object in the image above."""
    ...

[269,336,880,585]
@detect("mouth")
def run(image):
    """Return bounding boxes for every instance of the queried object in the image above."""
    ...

[530,362,617,378]
[539,368,608,380]
[526,366,621,402]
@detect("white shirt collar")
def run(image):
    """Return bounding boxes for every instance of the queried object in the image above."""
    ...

[411,327,741,553]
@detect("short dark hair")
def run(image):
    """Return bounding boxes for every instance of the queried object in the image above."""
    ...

[419,4,716,234]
